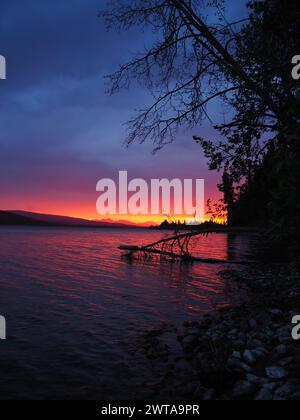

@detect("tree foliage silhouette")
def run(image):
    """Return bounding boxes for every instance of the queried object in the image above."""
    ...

[102,0,281,149]
[101,0,300,258]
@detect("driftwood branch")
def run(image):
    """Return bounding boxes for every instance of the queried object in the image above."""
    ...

[119,227,262,265]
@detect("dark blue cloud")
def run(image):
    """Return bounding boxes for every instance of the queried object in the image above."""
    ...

[0,0,248,216]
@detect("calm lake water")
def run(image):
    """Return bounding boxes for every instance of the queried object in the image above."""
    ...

[0,226,254,399]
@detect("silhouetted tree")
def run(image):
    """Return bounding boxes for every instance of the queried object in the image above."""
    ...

[102,0,300,258]
[194,0,300,183]
[101,0,280,150]
[195,0,300,257]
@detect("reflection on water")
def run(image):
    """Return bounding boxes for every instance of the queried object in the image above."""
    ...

[0,227,254,399]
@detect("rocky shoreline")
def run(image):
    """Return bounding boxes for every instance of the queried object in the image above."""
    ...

[136,264,300,400]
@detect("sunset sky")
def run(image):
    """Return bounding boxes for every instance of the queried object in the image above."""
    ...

[0,0,248,224]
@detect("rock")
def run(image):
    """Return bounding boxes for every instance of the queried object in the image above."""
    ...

[228,358,252,373]
[266,366,288,380]
[238,362,253,373]
[146,348,157,359]
[246,374,262,385]
[156,342,168,353]
[232,381,257,398]
[270,309,283,320]
[291,391,300,401]
[288,289,300,298]
[265,328,274,338]
[263,382,278,392]
[277,326,291,336]
[278,357,294,367]
[184,320,198,328]
[186,327,201,336]
[175,359,193,374]
[277,326,291,344]
[278,335,291,345]
[218,395,230,401]
[252,348,268,360]
[193,384,208,398]
[203,389,217,401]
[160,332,182,349]
[249,319,257,330]
[232,351,241,360]
[233,340,246,350]
[238,332,247,341]
[146,377,164,388]
[243,350,256,365]
[210,333,221,343]
[255,389,273,401]
[275,345,287,355]
[180,382,198,397]
[273,383,298,400]
[248,339,264,348]
[202,317,213,327]
[177,326,187,339]
[182,334,197,347]
[256,346,268,355]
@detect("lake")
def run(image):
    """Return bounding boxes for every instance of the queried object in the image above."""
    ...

[0,226,254,399]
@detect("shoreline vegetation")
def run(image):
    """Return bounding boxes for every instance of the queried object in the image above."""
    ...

[150,220,224,231]
[135,265,300,401]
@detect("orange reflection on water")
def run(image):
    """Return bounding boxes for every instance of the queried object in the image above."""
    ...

[0,226,255,399]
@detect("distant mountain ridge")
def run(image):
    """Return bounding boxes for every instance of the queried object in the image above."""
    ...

[0,210,149,229]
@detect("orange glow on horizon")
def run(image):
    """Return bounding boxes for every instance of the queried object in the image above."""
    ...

[3,189,224,225]
[4,205,225,226]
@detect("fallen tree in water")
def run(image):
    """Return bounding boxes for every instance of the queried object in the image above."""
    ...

[119,227,263,265]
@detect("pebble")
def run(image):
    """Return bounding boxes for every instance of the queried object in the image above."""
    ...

[256,347,268,355]
[278,335,291,344]
[138,267,300,401]
[233,340,246,350]
[275,345,287,355]
[186,327,201,336]
[263,382,278,392]
[270,309,283,320]
[182,334,197,347]
[246,374,262,385]
[203,389,217,401]
[177,327,187,339]
[278,357,294,367]
[232,351,241,360]
[243,350,256,365]
[274,383,298,400]
[249,319,257,330]
[255,389,273,400]
[232,381,257,398]
[291,391,300,400]
[228,358,252,373]
[175,359,193,374]
[266,367,288,380]
[248,339,264,349]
